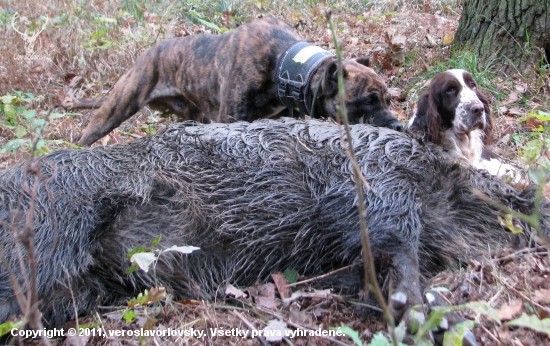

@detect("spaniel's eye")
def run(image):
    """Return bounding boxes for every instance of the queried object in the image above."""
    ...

[446,87,456,94]
[365,100,372,105]
[470,81,477,88]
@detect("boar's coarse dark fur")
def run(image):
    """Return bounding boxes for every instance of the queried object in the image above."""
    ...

[0,118,547,328]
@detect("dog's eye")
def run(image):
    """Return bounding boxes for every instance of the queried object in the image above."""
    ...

[470,82,477,88]
[446,87,456,94]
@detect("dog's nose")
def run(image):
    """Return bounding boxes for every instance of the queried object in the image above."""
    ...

[388,120,404,131]
[470,103,484,117]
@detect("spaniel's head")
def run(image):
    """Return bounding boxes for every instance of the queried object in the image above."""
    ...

[409,69,493,145]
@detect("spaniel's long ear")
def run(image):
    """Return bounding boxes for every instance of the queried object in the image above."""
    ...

[411,92,442,144]
[477,90,493,145]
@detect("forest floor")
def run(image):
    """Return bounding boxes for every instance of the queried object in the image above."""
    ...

[0,0,549,345]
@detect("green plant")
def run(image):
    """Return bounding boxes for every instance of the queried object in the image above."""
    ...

[0,92,67,157]
[83,28,117,51]
[121,0,145,20]
[408,52,503,101]
[0,320,22,337]
[180,9,222,32]
[513,110,550,173]
[126,235,200,277]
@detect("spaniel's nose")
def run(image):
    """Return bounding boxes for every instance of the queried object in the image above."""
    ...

[470,103,484,117]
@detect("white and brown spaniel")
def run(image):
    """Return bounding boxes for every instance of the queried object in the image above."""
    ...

[409,69,517,179]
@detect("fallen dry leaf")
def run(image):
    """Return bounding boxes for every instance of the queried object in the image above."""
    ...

[177,299,201,306]
[289,304,310,324]
[508,107,525,116]
[225,284,246,298]
[525,116,543,131]
[389,87,407,102]
[442,33,454,44]
[263,320,289,342]
[272,271,292,299]
[497,300,523,321]
[256,282,276,299]
[498,106,509,115]
[534,289,550,303]
[65,333,90,346]
[515,82,528,94]
[257,296,278,309]
[501,91,520,105]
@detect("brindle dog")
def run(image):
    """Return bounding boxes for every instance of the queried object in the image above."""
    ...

[66,16,403,147]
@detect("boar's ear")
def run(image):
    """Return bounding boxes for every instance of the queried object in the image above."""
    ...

[355,56,370,67]
[324,60,348,96]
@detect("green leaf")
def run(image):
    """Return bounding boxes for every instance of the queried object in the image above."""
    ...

[523,139,543,165]
[506,313,550,336]
[127,246,151,259]
[14,125,27,138]
[283,268,298,284]
[3,104,17,124]
[151,235,162,247]
[0,94,16,105]
[499,214,524,234]
[32,118,47,130]
[126,264,140,275]
[442,320,476,345]
[22,109,36,121]
[77,322,101,330]
[21,109,36,121]
[122,310,138,323]
[432,301,501,325]
[186,10,220,31]
[1,139,30,153]
[0,320,22,336]
[368,331,391,346]
[532,110,550,122]
[464,301,501,323]
[0,120,16,129]
[332,325,362,346]
[49,112,67,119]
[22,92,35,103]
[34,139,49,157]
[414,310,444,343]
[394,319,407,343]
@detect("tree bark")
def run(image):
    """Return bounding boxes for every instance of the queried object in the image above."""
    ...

[454,0,550,75]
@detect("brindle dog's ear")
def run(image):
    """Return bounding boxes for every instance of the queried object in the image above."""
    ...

[324,60,349,96]
[355,56,371,67]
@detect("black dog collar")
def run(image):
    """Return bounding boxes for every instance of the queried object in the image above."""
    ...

[274,41,335,118]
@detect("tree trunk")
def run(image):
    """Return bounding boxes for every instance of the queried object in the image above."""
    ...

[454,0,550,75]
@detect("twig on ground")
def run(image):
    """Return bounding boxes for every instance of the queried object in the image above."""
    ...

[228,310,269,346]
[287,264,354,287]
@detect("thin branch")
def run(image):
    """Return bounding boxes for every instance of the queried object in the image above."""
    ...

[325,10,398,346]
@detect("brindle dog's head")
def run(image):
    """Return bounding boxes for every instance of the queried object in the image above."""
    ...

[319,57,403,131]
